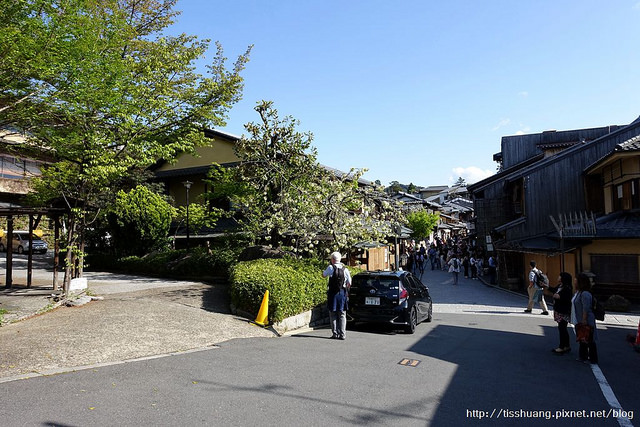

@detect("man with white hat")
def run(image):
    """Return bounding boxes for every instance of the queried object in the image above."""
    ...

[322,251,352,340]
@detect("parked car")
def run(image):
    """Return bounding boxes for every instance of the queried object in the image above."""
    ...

[0,231,48,254]
[347,270,432,334]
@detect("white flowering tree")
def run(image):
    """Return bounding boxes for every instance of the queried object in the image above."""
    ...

[209,101,405,257]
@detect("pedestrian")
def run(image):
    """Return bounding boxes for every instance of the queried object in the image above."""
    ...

[428,245,437,270]
[418,244,426,259]
[550,272,573,354]
[469,254,477,279]
[400,251,408,270]
[488,255,497,284]
[572,272,598,364]
[415,251,425,275]
[462,254,469,278]
[322,251,352,340]
[524,260,549,315]
[448,253,461,285]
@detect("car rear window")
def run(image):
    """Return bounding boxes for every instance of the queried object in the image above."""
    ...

[352,276,400,291]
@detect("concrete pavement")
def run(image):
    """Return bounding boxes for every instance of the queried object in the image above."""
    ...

[0,269,276,382]
[415,265,640,327]
[1,258,639,384]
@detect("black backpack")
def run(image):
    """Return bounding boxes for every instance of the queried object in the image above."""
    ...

[328,265,345,294]
[534,270,549,288]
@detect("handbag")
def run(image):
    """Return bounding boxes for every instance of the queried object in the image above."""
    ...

[575,323,592,343]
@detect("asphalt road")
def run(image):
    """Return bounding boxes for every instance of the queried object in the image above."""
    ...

[1,268,639,426]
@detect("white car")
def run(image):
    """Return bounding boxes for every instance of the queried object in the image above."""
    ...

[0,231,48,254]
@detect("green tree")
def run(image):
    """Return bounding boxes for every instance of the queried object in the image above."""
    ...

[454,177,467,187]
[406,210,440,241]
[110,185,176,255]
[1,0,250,290]
[407,182,417,193]
[387,181,403,194]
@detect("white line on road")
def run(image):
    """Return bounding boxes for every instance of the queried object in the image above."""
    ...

[590,364,634,427]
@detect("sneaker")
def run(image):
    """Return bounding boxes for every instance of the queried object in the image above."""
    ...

[338,336,346,340]
[330,334,338,339]
[540,311,549,315]
[524,309,532,313]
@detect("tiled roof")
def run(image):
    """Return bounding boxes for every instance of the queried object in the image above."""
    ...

[615,134,640,152]
[594,210,640,238]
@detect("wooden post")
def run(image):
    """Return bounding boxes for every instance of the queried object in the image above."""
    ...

[5,216,13,288]
[53,215,60,291]
[27,214,33,287]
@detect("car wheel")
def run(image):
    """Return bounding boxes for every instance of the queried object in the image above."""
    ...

[17,246,24,254]
[426,304,433,322]
[404,307,417,334]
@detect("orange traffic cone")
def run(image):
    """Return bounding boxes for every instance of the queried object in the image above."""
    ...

[254,290,269,327]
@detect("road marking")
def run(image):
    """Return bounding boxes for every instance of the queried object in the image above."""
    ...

[570,325,634,427]
[590,364,634,427]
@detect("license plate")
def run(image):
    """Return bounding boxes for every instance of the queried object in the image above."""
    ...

[365,297,380,305]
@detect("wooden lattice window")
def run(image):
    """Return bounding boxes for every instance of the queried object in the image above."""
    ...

[590,254,639,284]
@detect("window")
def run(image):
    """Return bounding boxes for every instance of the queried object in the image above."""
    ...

[584,174,605,214]
[590,254,638,284]
[613,178,640,211]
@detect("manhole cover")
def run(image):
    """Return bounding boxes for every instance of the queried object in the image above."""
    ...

[398,358,420,367]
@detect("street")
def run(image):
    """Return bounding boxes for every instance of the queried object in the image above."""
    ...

[1,267,638,426]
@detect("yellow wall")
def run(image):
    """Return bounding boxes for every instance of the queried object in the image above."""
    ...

[169,180,208,206]
[580,239,640,272]
[156,139,239,172]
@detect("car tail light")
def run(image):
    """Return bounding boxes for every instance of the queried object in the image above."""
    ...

[399,283,408,303]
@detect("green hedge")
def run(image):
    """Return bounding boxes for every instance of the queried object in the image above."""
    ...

[86,247,237,279]
[230,258,358,323]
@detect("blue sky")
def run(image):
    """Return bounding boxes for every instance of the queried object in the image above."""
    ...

[170,0,640,187]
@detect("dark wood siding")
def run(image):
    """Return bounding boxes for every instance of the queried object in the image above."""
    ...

[505,123,640,241]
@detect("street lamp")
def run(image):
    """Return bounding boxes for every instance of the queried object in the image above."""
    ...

[182,180,192,251]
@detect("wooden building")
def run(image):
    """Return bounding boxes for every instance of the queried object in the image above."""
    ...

[468,118,640,301]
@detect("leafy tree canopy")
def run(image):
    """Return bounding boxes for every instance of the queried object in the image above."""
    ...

[454,177,467,187]
[406,210,440,240]
[1,0,250,287]
[110,185,176,255]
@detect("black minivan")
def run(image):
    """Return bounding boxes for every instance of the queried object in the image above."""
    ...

[347,270,432,334]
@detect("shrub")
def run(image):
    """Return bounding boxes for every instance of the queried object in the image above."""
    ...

[90,247,238,279]
[230,257,357,323]
[605,294,631,312]
[109,185,176,256]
